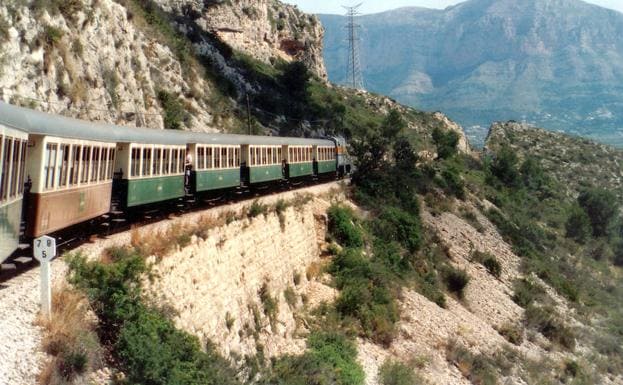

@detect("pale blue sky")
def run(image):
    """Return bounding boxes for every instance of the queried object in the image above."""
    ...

[282,0,623,15]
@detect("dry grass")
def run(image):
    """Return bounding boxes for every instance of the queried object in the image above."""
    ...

[36,285,102,385]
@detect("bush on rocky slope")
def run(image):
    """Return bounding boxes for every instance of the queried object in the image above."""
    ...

[67,248,240,385]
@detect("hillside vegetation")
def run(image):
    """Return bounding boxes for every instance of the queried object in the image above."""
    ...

[486,121,623,200]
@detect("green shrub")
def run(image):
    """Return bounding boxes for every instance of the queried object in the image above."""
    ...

[259,282,278,327]
[511,278,546,308]
[446,340,498,385]
[440,167,466,200]
[67,251,240,385]
[471,250,502,278]
[443,266,470,298]
[488,145,520,187]
[330,248,399,346]
[42,25,64,48]
[264,331,365,385]
[482,256,502,278]
[379,360,422,385]
[372,207,421,253]
[497,322,524,345]
[328,205,364,248]
[157,89,189,130]
[432,127,460,159]
[248,200,269,218]
[565,205,592,243]
[284,286,297,309]
[59,350,88,379]
[577,188,620,237]
[524,305,575,350]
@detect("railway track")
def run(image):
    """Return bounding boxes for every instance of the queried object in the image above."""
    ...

[0,176,342,284]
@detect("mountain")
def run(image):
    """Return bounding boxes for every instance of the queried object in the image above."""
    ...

[320,0,623,146]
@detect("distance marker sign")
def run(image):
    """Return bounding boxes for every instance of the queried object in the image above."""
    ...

[33,235,56,262]
[33,235,56,318]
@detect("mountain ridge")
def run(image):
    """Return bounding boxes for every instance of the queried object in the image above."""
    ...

[320,0,623,146]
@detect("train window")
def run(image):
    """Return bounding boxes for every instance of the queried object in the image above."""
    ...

[208,147,214,169]
[44,143,58,190]
[227,147,233,168]
[153,148,162,176]
[58,144,69,188]
[131,147,140,177]
[80,146,90,183]
[107,148,115,179]
[70,146,80,185]
[98,147,106,181]
[221,147,227,169]
[10,140,21,197]
[0,137,9,200]
[17,140,27,195]
[235,148,240,167]
[213,147,219,169]
[162,149,170,175]
[142,147,151,177]
[197,147,204,170]
[90,147,100,182]
[172,149,179,174]
[178,149,185,173]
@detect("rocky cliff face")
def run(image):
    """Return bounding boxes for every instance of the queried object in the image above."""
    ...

[0,0,326,131]
[154,0,327,80]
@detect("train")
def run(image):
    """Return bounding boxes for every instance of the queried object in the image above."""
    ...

[0,101,352,264]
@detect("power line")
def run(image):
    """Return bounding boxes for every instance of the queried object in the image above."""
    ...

[343,3,364,91]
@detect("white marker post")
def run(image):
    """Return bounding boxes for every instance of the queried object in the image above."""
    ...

[33,235,56,319]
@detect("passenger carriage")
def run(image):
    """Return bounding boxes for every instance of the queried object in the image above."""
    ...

[315,145,337,174]
[0,124,28,263]
[114,141,187,208]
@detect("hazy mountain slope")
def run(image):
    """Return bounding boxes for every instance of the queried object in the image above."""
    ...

[321,0,623,146]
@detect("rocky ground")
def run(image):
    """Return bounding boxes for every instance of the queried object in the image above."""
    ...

[0,261,66,385]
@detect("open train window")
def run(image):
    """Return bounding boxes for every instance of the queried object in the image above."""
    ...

[207,147,213,169]
[90,147,100,182]
[153,148,162,176]
[1,137,10,200]
[221,147,227,169]
[108,148,115,179]
[98,147,107,181]
[59,144,69,188]
[80,146,91,183]
[18,140,27,195]
[162,149,170,175]
[10,140,21,197]
[197,147,205,170]
[172,149,179,174]
[71,145,81,185]
[130,147,140,177]
[213,147,220,169]
[142,147,151,177]
[44,142,58,190]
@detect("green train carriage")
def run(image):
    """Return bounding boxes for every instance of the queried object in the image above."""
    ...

[0,125,28,263]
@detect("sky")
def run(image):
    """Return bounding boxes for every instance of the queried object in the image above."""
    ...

[282,0,623,15]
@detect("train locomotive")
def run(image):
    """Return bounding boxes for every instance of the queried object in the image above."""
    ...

[0,102,351,264]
